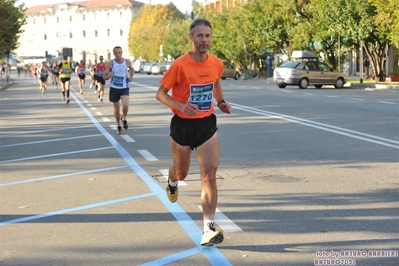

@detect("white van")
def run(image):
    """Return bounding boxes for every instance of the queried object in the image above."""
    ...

[133,60,144,73]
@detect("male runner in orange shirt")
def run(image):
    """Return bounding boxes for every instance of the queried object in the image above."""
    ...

[156,18,232,247]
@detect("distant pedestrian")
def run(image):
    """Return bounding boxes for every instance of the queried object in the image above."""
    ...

[364,57,370,79]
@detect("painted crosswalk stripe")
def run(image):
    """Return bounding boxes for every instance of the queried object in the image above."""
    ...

[138,149,158,161]
[198,206,243,233]
[121,135,135,142]
[159,169,187,186]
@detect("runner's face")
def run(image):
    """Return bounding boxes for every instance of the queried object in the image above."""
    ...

[113,48,122,60]
[190,25,212,54]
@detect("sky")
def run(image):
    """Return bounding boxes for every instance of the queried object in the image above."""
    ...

[16,0,193,14]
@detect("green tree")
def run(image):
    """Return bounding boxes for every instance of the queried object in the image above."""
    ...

[0,0,26,82]
[163,20,192,59]
[128,3,185,61]
[312,0,394,81]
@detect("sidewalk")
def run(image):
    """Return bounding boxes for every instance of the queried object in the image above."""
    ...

[345,75,399,90]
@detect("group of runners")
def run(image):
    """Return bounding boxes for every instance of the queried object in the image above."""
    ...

[30,56,108,103]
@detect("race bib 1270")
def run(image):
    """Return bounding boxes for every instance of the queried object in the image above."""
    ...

[188,83,214,111]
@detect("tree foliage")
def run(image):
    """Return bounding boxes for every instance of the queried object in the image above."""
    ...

[127,0,398,80]
[128,3,185,61]
[0,0,26,57]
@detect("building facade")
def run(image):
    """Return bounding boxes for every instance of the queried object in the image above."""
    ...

[15,0,144,65]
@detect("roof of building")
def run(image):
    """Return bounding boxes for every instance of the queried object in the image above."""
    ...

[24,0,145,14]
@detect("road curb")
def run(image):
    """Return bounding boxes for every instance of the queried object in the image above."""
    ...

[347,82,399,90]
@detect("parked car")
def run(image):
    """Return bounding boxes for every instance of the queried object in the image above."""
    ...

[273,51,346,89]
[151,63,167,75]
[221,62,240,80]
[132,60,144,73]
[143,62,156,75]
[165,61,172,70]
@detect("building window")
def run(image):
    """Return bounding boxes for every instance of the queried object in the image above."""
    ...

[83,30,86,37]
[33,18,35,25]
[83,14,85,21]
[70,15,72,22]
[57,17,59,23]
[107,29,110,37]
[120,29,123,36]
[70,32,73,38]
[120,12,122,18]
[95,30,98,37]
[44,34,47,40]
[107,13,110,19]
[44,17,46,23]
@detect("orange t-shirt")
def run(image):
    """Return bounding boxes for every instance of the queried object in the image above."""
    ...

[160,53,223,119]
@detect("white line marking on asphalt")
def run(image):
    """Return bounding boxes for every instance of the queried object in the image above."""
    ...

[304,93,314,95]
[121,135,136,142]
[87,104,93,106]
[138,149,158,161]
[378,100,396,105]
[0,125,93,137]
[96,112,103,116]
[326,95,339,98]
[84,100,88,103]
[0,146,114,164]
[232,103,399,149]
[159,169,187,186]
[101,117,111,122]
[0,134,102,148]
[91,107,97,110]
[198,206,243,233]
[281,90,294,93]
[349,98,364,101]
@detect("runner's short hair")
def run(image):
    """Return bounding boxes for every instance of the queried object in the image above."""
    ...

[190,18,212,35]
[113,46,122,53]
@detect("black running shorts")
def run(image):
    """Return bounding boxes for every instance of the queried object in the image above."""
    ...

[170,114,218,150]
[60,77,70,83]
[78,74,85,80]
[40,77,47,82]
[109,87,129,102]
[96,76,105,85]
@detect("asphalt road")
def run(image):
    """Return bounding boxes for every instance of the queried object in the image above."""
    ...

[1,73,398,266]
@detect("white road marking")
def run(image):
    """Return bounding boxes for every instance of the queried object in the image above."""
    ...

[87,104,93,106]
[159,169,187,186]
[138,150,158,161]
[96,112,103,116]
[101,117,111,122]
[378,100,396,105]
[326,95,339,98]
[349,98,364,101]
[198,206,243,233]
[121,135,136,142]
[91,107,97,110]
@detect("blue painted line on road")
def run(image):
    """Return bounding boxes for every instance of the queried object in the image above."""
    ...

[0,165,129,187]
[0,146,113,164]
[70,91,232,264]
[0,193,156,226]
